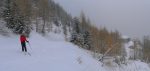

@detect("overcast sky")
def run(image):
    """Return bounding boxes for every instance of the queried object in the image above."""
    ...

[54,0,150,39]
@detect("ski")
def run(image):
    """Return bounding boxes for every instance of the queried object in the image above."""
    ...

[23,52,31,56]
[27,52,31,56]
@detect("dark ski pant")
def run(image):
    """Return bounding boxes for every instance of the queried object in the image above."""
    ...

[21,42,27,52]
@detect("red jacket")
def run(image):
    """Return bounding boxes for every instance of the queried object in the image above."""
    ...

[20,35,27,42]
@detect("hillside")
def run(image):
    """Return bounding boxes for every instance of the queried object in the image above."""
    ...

[0,32,104,71]
[0,0,150,71]
[0,32,150,71]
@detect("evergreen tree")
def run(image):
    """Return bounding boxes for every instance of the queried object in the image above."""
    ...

[2,0,31,35]
[71,14,92,50]
[70,17,80,44]
[2,0,14,29]
[83,31,91,50]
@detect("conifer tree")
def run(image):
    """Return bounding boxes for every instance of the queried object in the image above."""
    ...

[2,0,13,29]
[3,0,31,35]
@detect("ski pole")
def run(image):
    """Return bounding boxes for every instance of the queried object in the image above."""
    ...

[26,42,32,56]
[27,42,32,50]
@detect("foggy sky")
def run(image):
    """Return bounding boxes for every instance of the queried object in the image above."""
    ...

[54,0,150,39]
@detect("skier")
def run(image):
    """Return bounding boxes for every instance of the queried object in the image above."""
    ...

[20,33,29,53]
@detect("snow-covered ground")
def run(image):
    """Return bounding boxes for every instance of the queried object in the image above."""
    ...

[0,32,105,71]
[124,40,134,60]
[0,32,150,71]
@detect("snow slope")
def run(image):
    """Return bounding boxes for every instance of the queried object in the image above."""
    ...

[0,32,150,71]
[0,32,105,71]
